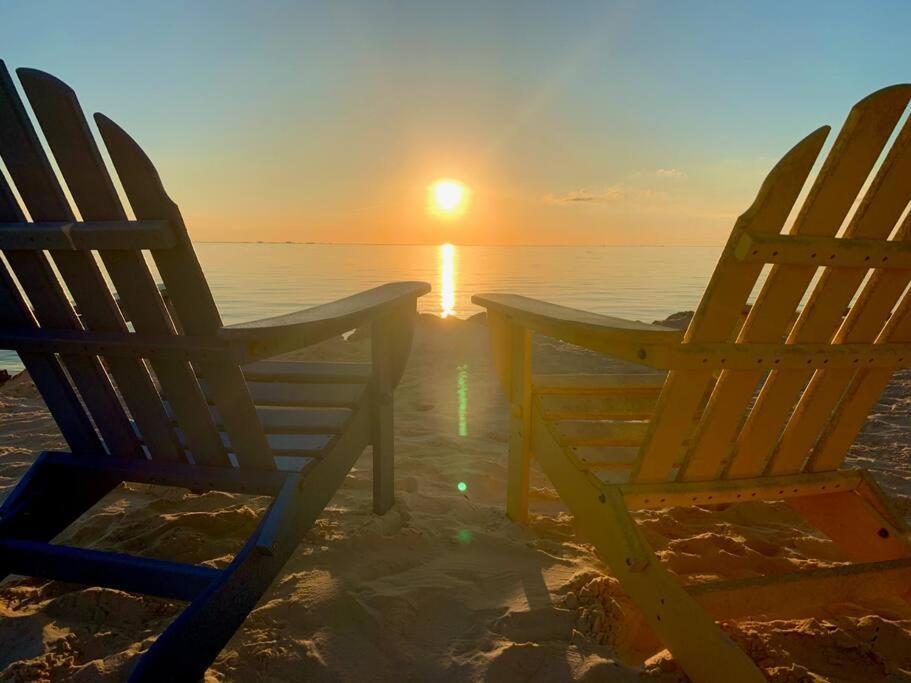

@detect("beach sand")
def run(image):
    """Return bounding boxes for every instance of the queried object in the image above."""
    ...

[2,315,911,681]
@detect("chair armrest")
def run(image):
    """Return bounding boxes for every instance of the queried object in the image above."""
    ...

[222,281,431,361]
[471,293,682,366]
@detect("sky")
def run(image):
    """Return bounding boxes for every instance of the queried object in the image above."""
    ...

[3,1,911,246]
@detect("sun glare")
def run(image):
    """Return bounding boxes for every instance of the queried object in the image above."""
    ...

[439,242,456,318]
[429,179,468,217]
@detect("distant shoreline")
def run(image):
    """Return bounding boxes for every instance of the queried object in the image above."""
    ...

[196,241,721,248]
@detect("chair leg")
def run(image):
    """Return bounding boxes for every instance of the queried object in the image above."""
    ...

[371,391,395,515]
[531,420,764,682]
[128,526,287,682]
[371,315,397,516]
[585,493,764,682]
[0,452,118,545]
[131,406,372,681]
[506,325,532,523]
[506,418,531,523]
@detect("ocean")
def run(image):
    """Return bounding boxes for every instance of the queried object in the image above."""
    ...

[0,243,722,373]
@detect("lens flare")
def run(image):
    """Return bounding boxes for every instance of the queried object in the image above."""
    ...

[457,363,468,437]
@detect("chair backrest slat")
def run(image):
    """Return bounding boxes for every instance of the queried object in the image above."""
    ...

[631,85,911,484]
[683,87,909,480]
[0,64,274,470]
[95,114,274,469]
[678,86,911,483]
[810,288,911,470]
[0,176,102,453]
[630,126,829,483]
[18,68,189,462]
[0,62,142,458]
[758,114,911,476]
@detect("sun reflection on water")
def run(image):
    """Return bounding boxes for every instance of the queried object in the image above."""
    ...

[439,242,456,318]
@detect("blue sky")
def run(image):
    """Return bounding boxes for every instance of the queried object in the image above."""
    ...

[3,1,911,244]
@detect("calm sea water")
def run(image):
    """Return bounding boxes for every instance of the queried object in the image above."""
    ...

[0,243,722,372]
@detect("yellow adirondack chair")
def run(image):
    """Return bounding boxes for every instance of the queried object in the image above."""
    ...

[472,85,911,682]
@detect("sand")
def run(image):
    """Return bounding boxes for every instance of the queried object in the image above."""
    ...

[1,315,911,682]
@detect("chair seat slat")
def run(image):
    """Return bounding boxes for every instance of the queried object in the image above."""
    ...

[241,360,371,384]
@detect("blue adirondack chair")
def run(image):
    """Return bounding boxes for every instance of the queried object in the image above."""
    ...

[0,62,430,681]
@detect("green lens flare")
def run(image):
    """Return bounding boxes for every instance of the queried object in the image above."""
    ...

[457,363,469,437]
[457,481,468,493]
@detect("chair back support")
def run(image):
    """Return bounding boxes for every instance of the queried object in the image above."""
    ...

[636,85,911,483]
[0,63,273,469]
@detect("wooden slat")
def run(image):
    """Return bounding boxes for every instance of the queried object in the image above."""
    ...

[0,327,239,360]
[537,392,657,419]
[262,433,334,456]
[240,381,365,408]
[738,107,911,478]
[568,445,640,469]
[0,165,101,453]
[811,290,911,470]
[174,429,333,458]
[223,282,426,364]
[688,557,911,622]
[475,293,682,347]
[551,419,649,447]
[632,125,831,483]
[530,401,766,681]
[0,219,174,250]
[10,332,899,372]
[249,406,350,434]
[682,85,911,483]
[734,231,911,268]
[20,69,213,463]
[620,469,862,509]
[242,360,371,384]
[660,341,911,370]
[163,401,351,434]
[95,112,273,469]
[788,490,911,562]
[0,538,219,602]
[41,451,289,495]
[0,62,143,458]
[532,373,666,393]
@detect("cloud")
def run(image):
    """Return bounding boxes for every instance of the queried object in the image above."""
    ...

[546,184,668,205]
[546,186,627,204]
[547,168,685,206]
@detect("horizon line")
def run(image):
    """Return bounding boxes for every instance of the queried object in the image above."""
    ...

[196,240,724,248]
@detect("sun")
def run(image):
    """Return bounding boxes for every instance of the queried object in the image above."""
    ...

[429,179,468,217]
